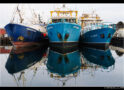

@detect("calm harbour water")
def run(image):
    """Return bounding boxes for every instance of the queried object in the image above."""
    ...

[0,46,124,87]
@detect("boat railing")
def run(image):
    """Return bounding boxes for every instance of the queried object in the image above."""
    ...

[82,22,116,34]
[102,22,116,30]
[47,18,80,25]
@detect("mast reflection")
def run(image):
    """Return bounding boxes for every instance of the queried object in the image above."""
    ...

[5,46,48,86]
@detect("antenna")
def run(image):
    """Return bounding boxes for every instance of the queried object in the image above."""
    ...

[75,4,77,11]
[92,9,96,15]
[63,4,66,8]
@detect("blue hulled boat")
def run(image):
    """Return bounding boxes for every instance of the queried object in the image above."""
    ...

[80,12,116,50]
[47,5,81,48]
[4,4,48,48]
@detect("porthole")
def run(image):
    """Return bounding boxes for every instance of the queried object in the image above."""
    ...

[100,34,105,38]
[108,33,111,38]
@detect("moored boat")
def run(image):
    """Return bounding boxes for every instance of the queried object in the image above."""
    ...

[80,11,116,50]
[47,5,81,48]
[5,23,48,48]
[4,4,48,48]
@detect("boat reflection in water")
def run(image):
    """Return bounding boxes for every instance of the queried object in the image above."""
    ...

[80,47,115,71]
[5,46,48,86]
[47,49,81,86]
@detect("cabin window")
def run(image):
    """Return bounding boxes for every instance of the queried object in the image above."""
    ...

[52,19,58,23]
[52,19,76,23]
[58,19,61,22]
[52,19,63,23]
[65,19,69,22]
[68,19,71,23]
[73,19,76,23]
[69,19,76,23]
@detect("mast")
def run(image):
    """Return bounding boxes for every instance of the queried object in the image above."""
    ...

[63,4,65,8]
[10,4,19,23]
[38,14,43,24]
[10,4,24,24]
[17,5,24,23]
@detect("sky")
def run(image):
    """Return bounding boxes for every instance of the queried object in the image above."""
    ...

[0,3,124,28]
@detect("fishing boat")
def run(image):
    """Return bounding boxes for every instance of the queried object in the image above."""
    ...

[47,5,81,48]
[4,4,48,48]
[80,11,116,50]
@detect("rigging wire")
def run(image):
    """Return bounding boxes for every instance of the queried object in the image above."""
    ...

[12,74,19,87]
[10,4,19,23]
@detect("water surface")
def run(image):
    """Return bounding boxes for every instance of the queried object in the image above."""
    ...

[0,46,124,87]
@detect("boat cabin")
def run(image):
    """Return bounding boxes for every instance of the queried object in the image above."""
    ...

[80,12,103,30]
[50,5,78,24]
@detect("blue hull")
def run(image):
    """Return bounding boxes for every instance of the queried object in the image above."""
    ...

[47,22,81,43]
[47,50,81,76]
[4,23,48,43]
[81,28,116,44]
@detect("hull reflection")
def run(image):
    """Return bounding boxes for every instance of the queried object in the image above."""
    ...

[5,46,48,74]
[80,47,115,69]
[47,49,81,77]
[46,49,81,86]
